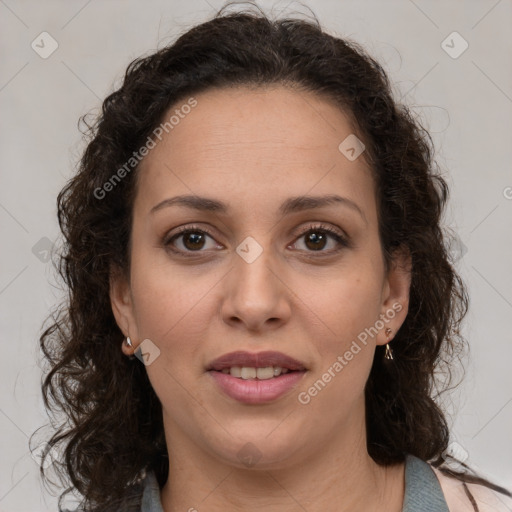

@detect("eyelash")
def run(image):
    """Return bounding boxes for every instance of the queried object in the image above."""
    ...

[163,223,350,258]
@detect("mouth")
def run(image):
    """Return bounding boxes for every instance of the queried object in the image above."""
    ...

[206,351,308,404]
[213,366,296,380]
[206,350,307,375]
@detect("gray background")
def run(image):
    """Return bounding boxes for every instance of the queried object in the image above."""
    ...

[1,0,511,510]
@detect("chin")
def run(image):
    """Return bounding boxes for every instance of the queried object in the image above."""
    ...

[206,427,305,470]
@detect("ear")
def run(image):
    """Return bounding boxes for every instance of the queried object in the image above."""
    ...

[109,264,140,356]
[376,245,412,347]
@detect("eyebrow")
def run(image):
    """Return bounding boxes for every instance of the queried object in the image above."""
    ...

[150,194,367,223]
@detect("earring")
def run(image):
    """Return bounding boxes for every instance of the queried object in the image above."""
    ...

[123,337,136,360]
[384,328,394,360]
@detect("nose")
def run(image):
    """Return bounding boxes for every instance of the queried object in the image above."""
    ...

[220,239,292,333]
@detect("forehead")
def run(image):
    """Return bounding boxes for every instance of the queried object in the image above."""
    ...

[134,85,376,222]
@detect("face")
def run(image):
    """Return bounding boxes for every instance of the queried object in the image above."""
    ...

[111,85,411,469]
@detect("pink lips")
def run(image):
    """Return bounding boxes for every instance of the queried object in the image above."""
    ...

[207,350,307,404]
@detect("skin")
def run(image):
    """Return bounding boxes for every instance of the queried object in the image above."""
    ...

[110,85,412,511]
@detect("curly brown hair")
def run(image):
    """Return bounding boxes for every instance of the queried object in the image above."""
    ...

[34,2,511,510]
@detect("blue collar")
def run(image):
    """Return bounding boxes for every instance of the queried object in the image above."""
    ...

[138,454,449,511]
[402,454,449,511]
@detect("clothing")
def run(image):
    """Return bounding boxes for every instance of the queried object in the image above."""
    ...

[79,454,512,511]
[402,454,450,511]
[136,454,449,511]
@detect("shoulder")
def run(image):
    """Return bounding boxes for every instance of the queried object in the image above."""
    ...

[430,466,512,512]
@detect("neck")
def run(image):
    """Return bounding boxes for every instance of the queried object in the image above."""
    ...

[159,415,405,512]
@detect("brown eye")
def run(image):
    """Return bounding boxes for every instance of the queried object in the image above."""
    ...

[292,224,349,254]
[164,223,349,258]
[181,232,207,251]
[304,231,328,251]
[164,227,219,254]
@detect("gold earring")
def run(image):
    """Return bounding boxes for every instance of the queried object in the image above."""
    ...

[384,328,393,360]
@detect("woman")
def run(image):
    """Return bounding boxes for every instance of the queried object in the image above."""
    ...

[36,3,512,511]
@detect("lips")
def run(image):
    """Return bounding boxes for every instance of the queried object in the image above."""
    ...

[206,350,308,404]
[206,350,307,372]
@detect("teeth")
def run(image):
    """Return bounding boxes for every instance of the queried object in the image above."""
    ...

[240,367,257,379]
[256,367,274,380]
[219,366,292,379]
[230,366,242,378]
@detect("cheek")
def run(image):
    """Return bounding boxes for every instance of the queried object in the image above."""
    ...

[130,245,216,338]
[295,275,380,421]
[307,264,384,349]
[129,259,218,410]
[129,251,229,394]
[297,261,383,406]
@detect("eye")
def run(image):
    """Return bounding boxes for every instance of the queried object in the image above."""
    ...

[163,222,350,257]
[164,225,220,255]
[291,223,349,254]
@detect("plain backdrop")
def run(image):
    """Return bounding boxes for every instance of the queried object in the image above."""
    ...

[1,1,511,510]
